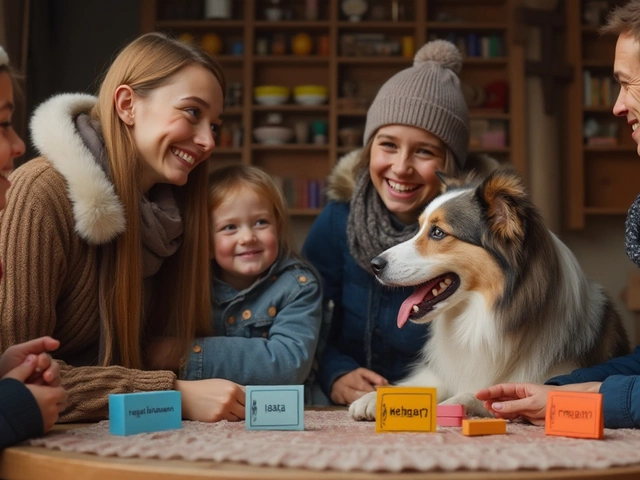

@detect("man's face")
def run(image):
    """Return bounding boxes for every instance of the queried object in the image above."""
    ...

[613,32,640,156]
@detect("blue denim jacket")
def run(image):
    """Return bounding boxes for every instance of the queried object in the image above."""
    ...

[182,256,322,385]
[302,201,430,398]
[546,345,640,428]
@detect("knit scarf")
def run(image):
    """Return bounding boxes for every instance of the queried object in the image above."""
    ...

[347,168,420,271]
[75,114,183,277]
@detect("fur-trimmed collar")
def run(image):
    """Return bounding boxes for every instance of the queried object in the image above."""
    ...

[326,148,500,203]
[30,94,126,245]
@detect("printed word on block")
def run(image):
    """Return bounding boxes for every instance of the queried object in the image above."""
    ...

[375,386,437,433]
[246,385,304,431]
[109,391,181,436]
[436,404,466,427]
[545,391,604,439]
[462,418,507,436]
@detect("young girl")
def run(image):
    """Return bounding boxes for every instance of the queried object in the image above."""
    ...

[302,40,497,406]
[0,33,245,423]
[0,45,67,447]
[180,165,322,386]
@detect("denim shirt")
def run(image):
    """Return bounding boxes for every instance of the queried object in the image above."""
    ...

[182,255,322,385]
[546,345,640,428]
[302,201,430,397]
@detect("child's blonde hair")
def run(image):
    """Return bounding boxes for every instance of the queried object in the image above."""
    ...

[208,165,295,258]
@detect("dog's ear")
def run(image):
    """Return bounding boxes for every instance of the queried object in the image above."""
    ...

[436,171,472,193]
[478,167,529,248]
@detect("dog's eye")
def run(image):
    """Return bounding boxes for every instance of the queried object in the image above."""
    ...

[430,227,446,239]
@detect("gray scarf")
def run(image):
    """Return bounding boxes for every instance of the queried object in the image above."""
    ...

[347,168,420,271]
[75,113,183,277]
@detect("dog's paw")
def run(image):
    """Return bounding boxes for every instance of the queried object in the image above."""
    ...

[441,393,491,417]
[348,391,377,421]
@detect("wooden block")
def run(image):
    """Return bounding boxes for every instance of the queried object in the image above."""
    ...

[462,418,507,436]
[246,385,304,431]
[108,391,182,436]
[437,416,464,427]
[375,387,437,433]
[545,391,604,439]
[437,404,465,417]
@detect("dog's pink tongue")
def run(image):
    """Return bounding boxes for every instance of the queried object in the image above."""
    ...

[397,284,432,328]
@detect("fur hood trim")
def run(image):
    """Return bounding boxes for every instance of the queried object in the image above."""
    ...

[30,94,126,245]
[325,148,500,203]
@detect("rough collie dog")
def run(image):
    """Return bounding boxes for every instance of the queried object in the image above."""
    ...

[350,167,630,420]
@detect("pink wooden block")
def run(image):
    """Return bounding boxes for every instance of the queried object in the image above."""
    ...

[437,416,464,427]
[436,404,465,418]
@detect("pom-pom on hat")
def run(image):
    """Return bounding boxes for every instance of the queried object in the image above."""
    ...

[0,46,9,68]
[363,39,470,167]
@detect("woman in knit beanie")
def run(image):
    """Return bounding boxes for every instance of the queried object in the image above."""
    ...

[303,40,496,406]
[0,45,67,448]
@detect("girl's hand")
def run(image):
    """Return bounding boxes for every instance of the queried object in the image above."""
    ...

[2,353,67,432]
[330,368,388,405]
[175,379,245,422]
[26,384,68,432]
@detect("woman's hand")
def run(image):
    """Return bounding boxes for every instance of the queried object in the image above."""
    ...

[330,368,388,405]
[475,382,602,425]
[175,379,245,422]
[0,336,61,385]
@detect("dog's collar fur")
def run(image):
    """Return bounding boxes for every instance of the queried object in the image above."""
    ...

[30,94,126,245]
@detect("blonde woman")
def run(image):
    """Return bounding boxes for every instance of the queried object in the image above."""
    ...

[0,33,244,423]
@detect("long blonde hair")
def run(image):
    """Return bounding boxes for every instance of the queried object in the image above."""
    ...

[208,165,295,261]
[92,32,224,369]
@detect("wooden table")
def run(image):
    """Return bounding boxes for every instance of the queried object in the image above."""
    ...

[2,423,640,480]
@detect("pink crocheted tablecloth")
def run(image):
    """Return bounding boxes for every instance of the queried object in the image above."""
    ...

[30,410,640,473]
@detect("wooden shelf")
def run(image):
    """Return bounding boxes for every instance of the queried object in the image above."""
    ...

[141,0,526,214]
[564,0,640,229]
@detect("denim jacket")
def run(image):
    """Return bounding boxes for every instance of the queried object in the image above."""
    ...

[546,345,640,428]
[302,201,429,397]
[182,255,322,385]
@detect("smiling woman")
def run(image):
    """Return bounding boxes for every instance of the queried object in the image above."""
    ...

[0,32,247,424]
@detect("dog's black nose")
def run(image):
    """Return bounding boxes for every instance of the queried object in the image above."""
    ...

[370,256,387,275]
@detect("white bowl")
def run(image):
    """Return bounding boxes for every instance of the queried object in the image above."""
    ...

[294,94,328,105]
[255,94,289,105]
[253,126,294,144]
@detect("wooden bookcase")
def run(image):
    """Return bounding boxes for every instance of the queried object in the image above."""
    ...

[564,0,640,230]
[140,0,525,215]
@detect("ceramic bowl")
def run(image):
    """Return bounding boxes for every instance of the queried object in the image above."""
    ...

[253,126,294,145]
[254,85,290,105]
[293,85,328,105]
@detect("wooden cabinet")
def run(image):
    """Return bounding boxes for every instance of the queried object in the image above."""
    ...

[564,0,640,229]
[140,0,525,215]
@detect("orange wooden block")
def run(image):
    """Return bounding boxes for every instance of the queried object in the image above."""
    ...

[462,418,506,436]
[545,391,603,439]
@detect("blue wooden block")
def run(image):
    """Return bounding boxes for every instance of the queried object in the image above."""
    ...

[109,391,182,436]
[246,385,304,430]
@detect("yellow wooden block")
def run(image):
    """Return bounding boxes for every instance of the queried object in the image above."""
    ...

[375,387,437,433]
[462,418,507,436]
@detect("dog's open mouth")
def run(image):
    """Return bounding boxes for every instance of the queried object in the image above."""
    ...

[397,273,460,328]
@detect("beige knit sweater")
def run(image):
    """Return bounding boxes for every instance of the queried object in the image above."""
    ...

[0,94,176,423]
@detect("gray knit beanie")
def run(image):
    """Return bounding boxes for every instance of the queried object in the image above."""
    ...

[363,40,470,167]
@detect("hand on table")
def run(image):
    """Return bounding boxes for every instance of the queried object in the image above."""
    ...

[0,336,61,386]
[475,382,602,425]
[330,368,388,405]
[3,353,67,432]
[176,379,246,422]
